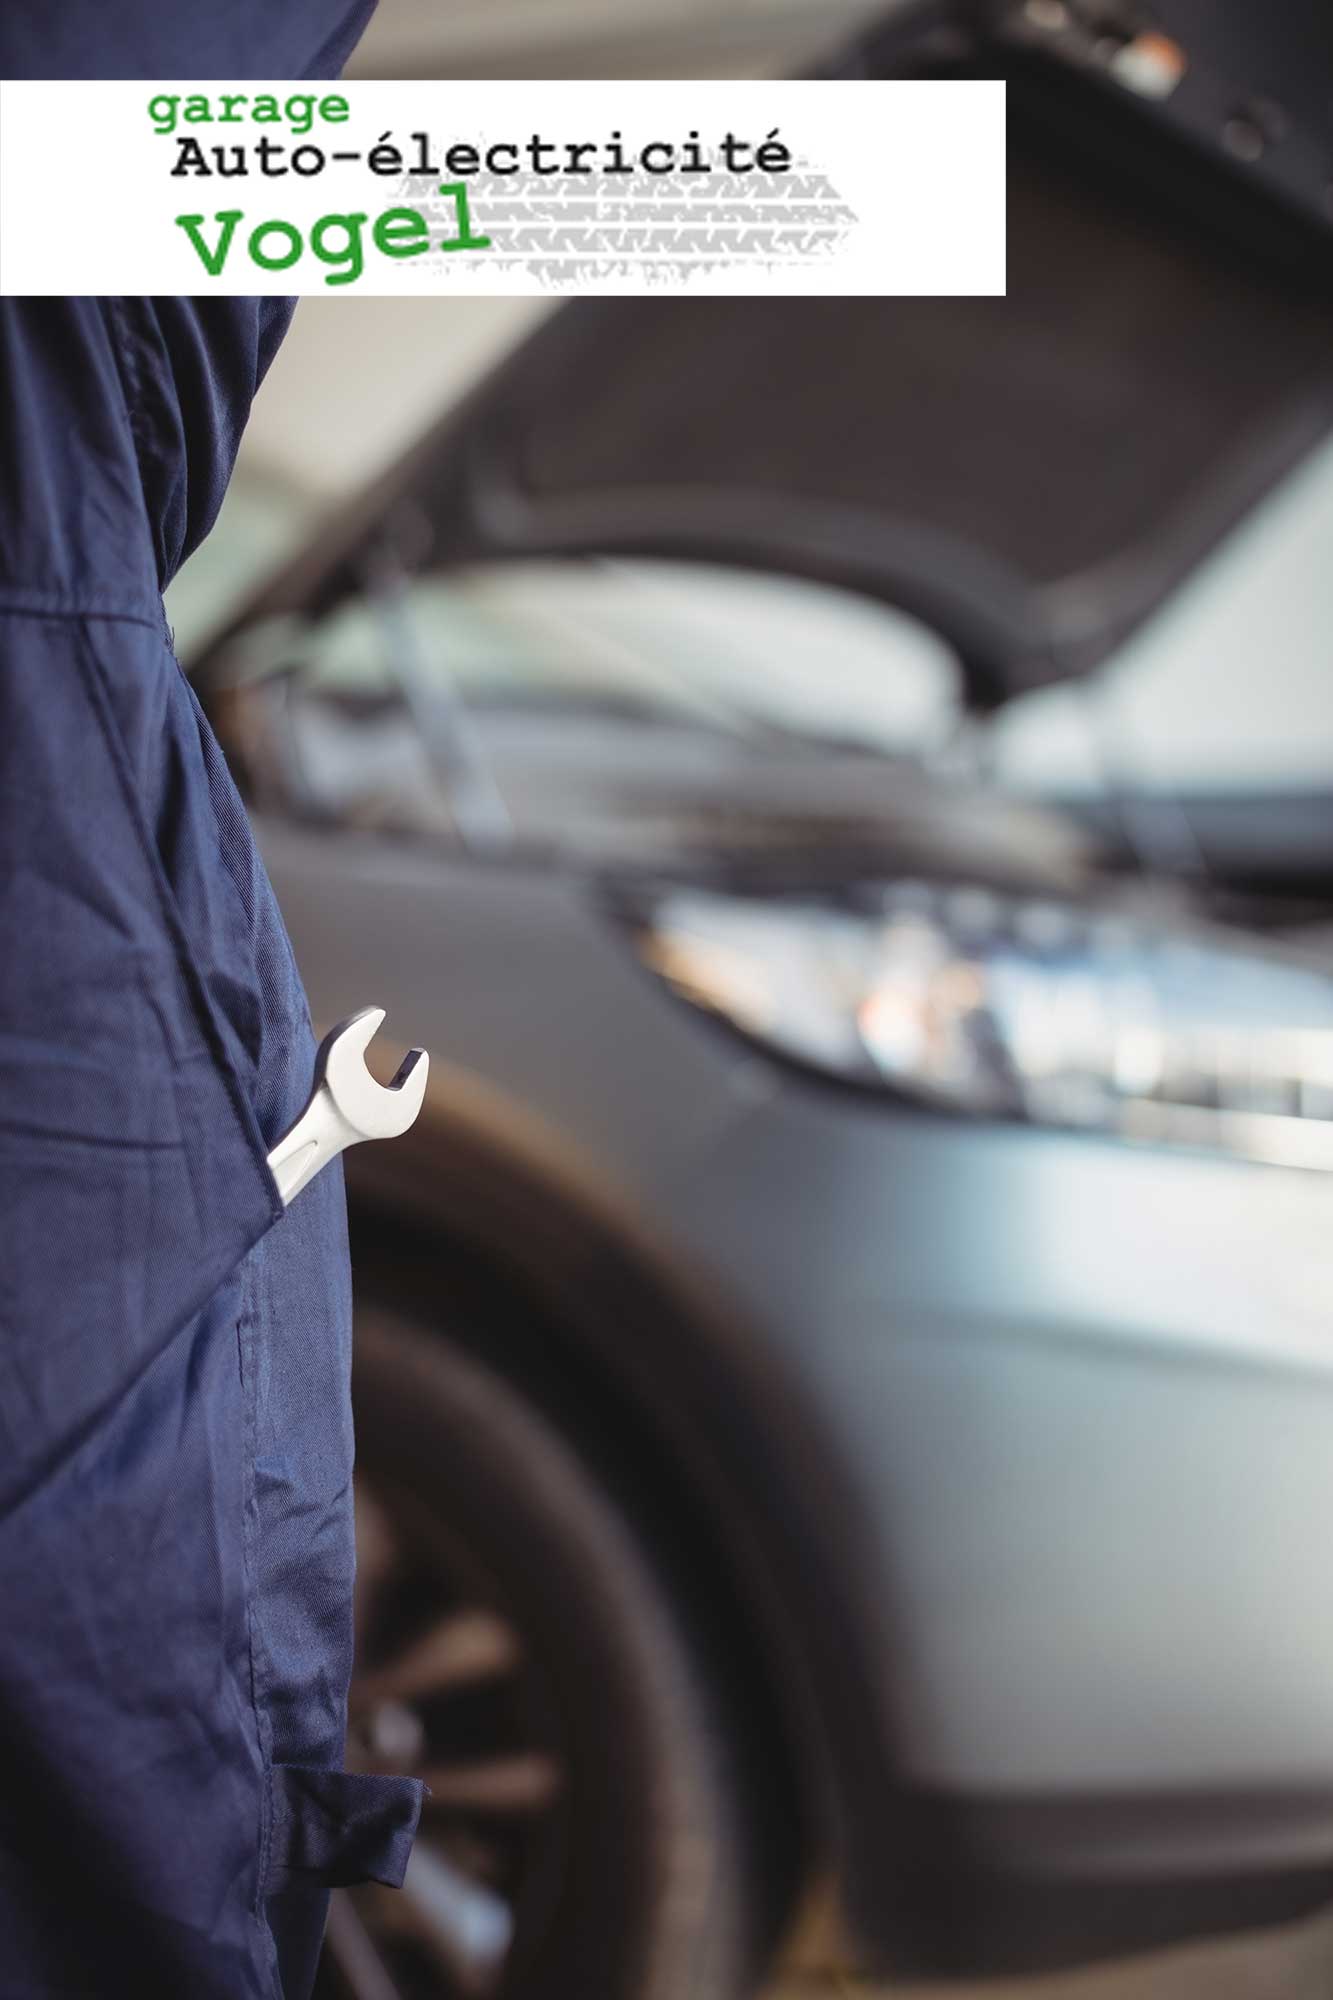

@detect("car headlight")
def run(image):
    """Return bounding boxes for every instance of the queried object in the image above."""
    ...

[635,882,1333,1169]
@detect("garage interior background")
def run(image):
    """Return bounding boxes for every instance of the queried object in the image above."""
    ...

[163,5,1333,1997]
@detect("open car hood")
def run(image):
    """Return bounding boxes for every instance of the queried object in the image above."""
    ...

[199,2,1333,709]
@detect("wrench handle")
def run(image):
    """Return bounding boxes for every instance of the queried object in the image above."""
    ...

[266,1090,349,1208]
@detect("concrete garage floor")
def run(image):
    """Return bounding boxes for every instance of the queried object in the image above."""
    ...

[770,1905,1333,2000]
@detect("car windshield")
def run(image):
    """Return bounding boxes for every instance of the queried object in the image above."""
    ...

[216,424,1332,888]
[296,554,963,756]
[292,420,1333,797]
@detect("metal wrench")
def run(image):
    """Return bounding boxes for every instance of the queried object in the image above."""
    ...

[266,1006,429,1208]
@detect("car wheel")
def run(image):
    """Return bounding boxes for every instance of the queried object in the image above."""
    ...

[316,1302,767,2000]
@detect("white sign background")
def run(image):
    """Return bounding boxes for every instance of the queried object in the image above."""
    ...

[0,81,1005,297]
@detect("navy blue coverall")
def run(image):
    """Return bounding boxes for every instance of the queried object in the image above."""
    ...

[0,5,423,1995]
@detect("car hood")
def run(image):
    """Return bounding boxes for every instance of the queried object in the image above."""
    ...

[194,4,1333,711]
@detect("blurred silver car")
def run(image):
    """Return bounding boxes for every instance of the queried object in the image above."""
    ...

[194,10,1333,1998]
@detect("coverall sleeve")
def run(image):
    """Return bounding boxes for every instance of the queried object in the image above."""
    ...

[0,9,425,2000]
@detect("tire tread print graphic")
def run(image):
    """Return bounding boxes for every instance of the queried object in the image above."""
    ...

[397,163,857,286]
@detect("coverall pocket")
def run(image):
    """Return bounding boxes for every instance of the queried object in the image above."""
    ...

[265,1764,426,1891]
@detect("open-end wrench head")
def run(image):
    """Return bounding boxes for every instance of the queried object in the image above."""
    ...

[317,1006,430,1140]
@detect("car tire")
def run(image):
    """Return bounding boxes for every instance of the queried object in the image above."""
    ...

[324,1301,769,2000]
